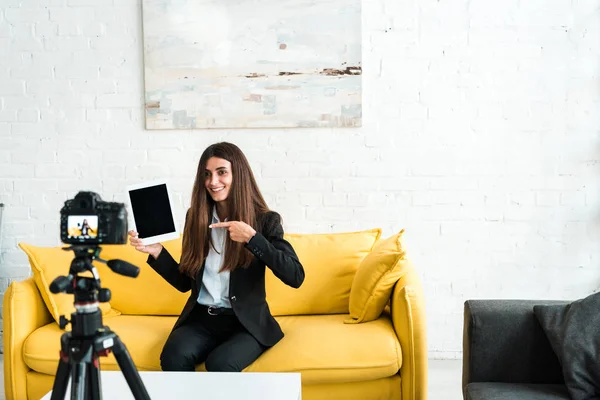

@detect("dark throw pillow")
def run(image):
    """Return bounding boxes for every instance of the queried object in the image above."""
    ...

[534,292,600,400]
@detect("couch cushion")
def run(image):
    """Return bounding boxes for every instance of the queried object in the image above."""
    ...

[346,229,409,323]
[93,237,188,315]
[534,292,600,400]
[266,229,382,316]
[23,314,175,374]
[465,383,570,400]
[18,243,119,323]
[24,314,401,384]
[247,313,402,383]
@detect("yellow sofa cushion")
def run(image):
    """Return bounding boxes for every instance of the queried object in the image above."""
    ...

[248,313,402,383]
[23,315,175,375]
[346,230,410,323]
[94,236,188,315]
[18,243,120,323]
[266,229,382,316]
[23,314,401,384]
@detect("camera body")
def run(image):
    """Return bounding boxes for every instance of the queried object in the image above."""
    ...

[60,191,128,245]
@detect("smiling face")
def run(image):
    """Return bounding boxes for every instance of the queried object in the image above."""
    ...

[204,156,233,204]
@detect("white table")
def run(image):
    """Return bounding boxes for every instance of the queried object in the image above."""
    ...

[42,371,302,400]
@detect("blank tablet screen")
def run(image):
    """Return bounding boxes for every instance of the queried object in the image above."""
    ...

[128,184,176,238]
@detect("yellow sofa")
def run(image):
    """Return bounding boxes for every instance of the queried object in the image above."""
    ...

[4,228,427,400]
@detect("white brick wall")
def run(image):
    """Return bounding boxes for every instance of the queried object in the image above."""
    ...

[1,0,599,359]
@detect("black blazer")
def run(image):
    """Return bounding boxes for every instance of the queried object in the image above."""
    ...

[147,211,305,347]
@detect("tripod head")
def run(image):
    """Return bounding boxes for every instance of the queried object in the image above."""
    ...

[50,245,140,330]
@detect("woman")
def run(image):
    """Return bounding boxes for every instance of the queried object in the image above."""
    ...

[80,219,94,236]
[128,142,305,372]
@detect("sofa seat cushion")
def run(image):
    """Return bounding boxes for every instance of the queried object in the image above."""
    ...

[24,314,401,384]
[466,383,570,400]
[23,315,176,375]
[246,314,402,384]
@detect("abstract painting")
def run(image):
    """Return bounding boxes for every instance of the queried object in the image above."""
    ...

[141,0,362,129]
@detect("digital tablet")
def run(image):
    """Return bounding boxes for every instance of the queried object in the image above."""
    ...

[126,180,179,245]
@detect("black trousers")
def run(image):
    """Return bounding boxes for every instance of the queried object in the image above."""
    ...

[160,303,267,372]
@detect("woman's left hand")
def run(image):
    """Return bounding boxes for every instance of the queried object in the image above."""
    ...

[209,221,257,243]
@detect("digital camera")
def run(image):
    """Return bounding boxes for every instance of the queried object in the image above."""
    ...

[60,191,128,245]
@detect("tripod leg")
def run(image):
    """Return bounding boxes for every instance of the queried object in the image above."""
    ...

[50,353,72,400]
[111,336,151,400]
[70,363,87,400]
[87,354,102,400]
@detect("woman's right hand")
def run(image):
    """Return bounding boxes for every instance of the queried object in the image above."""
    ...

[128,230,163,260]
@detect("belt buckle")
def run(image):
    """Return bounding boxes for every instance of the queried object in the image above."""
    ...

[207,306,218,316]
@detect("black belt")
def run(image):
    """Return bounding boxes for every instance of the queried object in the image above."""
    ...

[199,304,235,316]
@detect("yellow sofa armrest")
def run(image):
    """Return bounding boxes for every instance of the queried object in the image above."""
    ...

[3,277,53,400]
[390,269,428,400]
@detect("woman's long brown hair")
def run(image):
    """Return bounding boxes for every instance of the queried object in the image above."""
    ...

[179,142,270,277]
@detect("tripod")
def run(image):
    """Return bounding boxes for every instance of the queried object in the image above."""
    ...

[49,245,151,400]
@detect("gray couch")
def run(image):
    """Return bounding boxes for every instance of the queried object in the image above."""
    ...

[462,300,571,400]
